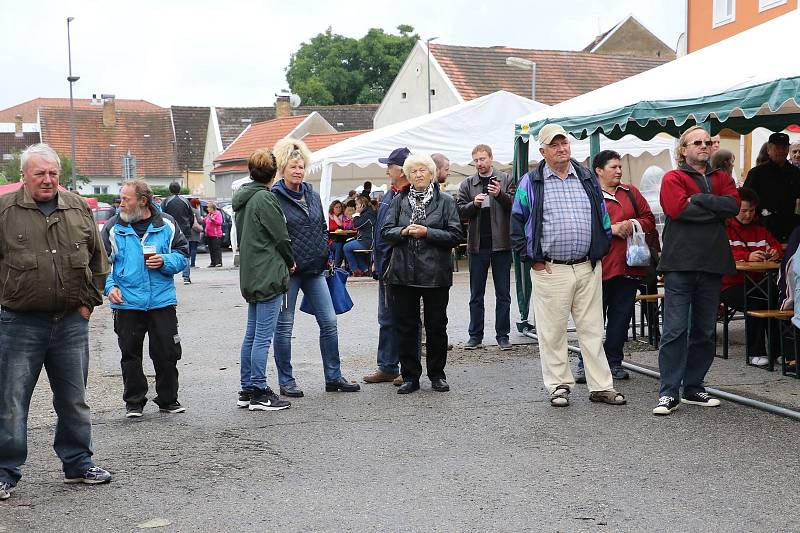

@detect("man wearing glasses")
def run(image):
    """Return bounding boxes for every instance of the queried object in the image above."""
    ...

[653,126,740,416]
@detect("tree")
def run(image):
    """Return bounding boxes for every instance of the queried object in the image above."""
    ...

[286,25,418,105]
[0,150,85,186]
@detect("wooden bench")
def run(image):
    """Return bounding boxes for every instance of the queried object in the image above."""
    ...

[746,309,793,319]
[632,293,664,347]
[636,293,664,302]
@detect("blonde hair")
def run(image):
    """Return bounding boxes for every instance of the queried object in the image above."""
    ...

[274,138,312,175]
[402,153,436,178]
[676,125,708,166]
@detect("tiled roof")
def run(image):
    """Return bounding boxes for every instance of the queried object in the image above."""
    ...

[171,106,210,171]
[429,44,669,105]
[215,104,378,148]
[0,132,41,171]
[214,115,309,164]
[210,162,248,175]
[0,97,163,123]
[301,129,370,152]
[39,107,179,178]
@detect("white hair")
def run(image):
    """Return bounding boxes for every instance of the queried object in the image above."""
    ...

[21,143,61,172]
[403,153,436,177]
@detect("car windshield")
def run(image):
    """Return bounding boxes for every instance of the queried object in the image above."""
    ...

[94,207,116,222]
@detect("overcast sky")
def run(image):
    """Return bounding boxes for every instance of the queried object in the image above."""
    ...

[0,0,685,111]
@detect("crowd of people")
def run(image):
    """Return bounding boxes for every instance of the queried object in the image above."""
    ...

[3,125,800,500]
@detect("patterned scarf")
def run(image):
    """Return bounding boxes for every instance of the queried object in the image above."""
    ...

[408,182,435,224]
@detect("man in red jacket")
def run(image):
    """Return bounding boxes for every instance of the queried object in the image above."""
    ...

[653,126,740,416]
[720,187,782,366]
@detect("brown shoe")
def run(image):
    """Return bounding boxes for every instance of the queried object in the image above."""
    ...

[363,370,400,383]
[393,375,404,386]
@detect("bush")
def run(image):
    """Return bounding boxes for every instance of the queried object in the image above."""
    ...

[151,185,189,197]
[83,193,117,205]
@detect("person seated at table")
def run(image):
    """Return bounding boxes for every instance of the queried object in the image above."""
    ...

[720,187,782,367]
[343,194,376,276]
[342,200,356,228]
[328,200,347,267]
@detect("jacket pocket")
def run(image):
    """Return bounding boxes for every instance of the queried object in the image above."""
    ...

[2,253,38,303]
[66,251,91,304]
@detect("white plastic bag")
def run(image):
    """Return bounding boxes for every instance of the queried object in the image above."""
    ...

[625,219,651,267]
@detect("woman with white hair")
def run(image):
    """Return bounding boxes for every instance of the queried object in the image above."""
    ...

[271,138,360,396]
[381,153,463,394]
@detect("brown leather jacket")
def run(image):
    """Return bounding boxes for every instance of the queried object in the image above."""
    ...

[0,187,109,312]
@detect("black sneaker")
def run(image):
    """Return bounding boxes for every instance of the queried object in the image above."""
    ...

[64,466,112,484]
[249,388,291,411]
[158,402,186,414]
[464,338,483,350]
[652,396,680,416]
[681,391,721,407]
[237,390,252,408]
[0,481,11,500]
[125,405,143,418]
[497,338,513,351]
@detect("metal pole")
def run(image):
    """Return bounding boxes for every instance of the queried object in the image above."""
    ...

[67,17,78,191]
[530,62,536,102]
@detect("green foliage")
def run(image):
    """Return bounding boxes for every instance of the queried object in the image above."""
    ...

[151,185,190,197]
[286,25,418,105]
[84,193,117,205]
[0,150,86,186]
[3,151,21,182]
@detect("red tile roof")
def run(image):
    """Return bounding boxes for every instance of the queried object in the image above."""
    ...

[211,163,248,175]
[301,130,369,151]
[39,107,179,177]
[0,98,163,123]
[213,115,309,164]
[429,44,669,105]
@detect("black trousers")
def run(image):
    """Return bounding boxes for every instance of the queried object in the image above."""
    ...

[391,285,450,382]
[720,284,779,357]
[207,236,222,266]
[113,306,182,408]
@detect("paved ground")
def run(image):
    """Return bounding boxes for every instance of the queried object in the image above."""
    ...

[4,252,799,532]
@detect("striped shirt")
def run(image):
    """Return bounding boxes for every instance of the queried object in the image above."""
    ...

[540,163,592,261]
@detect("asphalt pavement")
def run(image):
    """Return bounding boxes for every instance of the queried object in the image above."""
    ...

[3,252,799,532]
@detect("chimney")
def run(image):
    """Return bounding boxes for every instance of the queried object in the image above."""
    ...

[102,94,116,127]
[14,114,23,138]
[275,92,291,118]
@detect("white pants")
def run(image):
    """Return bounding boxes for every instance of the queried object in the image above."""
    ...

[531,261,613,394]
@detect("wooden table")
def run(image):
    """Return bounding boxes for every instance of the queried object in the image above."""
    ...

[736,261,781,370]
[328,230,356,243]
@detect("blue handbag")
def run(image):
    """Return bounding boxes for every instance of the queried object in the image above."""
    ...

[299,267,354,315]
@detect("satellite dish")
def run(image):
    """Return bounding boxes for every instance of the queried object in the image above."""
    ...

[289,93,302,108]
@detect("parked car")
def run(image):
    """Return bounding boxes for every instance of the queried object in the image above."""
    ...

[193,198,233,253]
[93,203,116,232]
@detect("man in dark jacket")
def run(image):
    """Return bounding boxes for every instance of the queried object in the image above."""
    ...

[511,124,622,408]
[162,182,194,284]
[0,144,112,501]
[653,125,740,416]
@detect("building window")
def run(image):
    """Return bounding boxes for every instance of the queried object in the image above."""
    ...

[759,0,786,11]
[430,89,436,96]
[93,186,109,195]
[712,0,735,28]
[401,92,407,99]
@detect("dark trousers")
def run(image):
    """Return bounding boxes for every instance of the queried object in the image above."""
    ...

[391,285,450,382]
[188,240,198,267]
[720,284,779,357]
[467,250,512,342]
[658,271,720,399]
[113,306,182,408]
[207,236,222,266]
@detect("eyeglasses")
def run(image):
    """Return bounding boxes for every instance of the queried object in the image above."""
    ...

[686,140,713,147]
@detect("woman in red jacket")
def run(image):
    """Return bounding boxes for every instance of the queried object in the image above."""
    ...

[576,150,656,382]
[720,187,782,366]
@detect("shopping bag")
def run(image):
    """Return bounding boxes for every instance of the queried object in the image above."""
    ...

[299,267,354,315]
[625,219,651,267]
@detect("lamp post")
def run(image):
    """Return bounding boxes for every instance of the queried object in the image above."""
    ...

[66,17,80,191]
[426,36,438,113]
[505,56,536,101]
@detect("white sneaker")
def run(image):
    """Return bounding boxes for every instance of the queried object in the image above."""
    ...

[750,356,769,367]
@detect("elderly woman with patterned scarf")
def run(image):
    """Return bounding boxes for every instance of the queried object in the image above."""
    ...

[381,153,463,394]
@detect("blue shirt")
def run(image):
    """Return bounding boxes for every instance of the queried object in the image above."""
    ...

[540,163,592,261]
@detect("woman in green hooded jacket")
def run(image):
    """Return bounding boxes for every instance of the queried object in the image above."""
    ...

[232,149,294,412]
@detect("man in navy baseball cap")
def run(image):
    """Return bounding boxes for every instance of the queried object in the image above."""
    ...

[378,147,410,166]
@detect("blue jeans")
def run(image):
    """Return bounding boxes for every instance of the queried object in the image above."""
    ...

[577,276,640,371]
[0,309,96,486]
[343,239,370,272]
[468,250,512,342]
[376,280,398,374]
[239,295,283,391]
[188,240,198,268]
[331,241,345,268]
[658,271,721,399]
[274,273,342,384]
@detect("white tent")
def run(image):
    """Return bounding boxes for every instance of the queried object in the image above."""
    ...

[308,91,674,206]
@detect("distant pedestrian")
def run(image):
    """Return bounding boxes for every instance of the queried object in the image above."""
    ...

[188,198,203,267]
[271,138,360,396]
[204,201,224,267]
[232,149,294,412]
[102,179,190,418]
[162,182,195,284]
[0,144,112,501]
[343,194,375,276]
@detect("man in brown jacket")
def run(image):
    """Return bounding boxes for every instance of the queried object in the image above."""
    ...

[0,144,111,501]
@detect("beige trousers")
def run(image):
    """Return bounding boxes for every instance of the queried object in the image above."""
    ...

[531,261,613,394]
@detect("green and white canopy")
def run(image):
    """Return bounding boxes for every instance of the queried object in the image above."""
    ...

[514,9,800,142]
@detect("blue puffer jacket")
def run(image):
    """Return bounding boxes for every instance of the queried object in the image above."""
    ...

[101,209,189,310]
[272,180,329,276]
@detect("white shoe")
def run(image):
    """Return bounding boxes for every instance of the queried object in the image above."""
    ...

[750,356,769,367]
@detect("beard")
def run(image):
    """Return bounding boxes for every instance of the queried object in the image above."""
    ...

[120,203,145,223]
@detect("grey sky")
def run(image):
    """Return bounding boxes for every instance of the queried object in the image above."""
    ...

[0,0,685,110]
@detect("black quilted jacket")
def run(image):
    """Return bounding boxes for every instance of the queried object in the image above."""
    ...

[272,180,329,276]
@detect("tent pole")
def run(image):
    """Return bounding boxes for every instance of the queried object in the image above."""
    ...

[589,131,601,162]
[511,136,534,333]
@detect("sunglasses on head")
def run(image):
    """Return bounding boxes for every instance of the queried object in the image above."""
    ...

[687,140,713,147]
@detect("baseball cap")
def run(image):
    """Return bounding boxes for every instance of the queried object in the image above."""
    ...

[538,124,568,145]
[378,147,410,166]
[768,132,790,145]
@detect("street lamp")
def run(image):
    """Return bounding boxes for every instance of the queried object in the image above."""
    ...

[66,17,80,191]
[506,56,536,101]
[426,36,438,113]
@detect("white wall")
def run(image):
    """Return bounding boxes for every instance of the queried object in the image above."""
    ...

[76,176,175,196]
